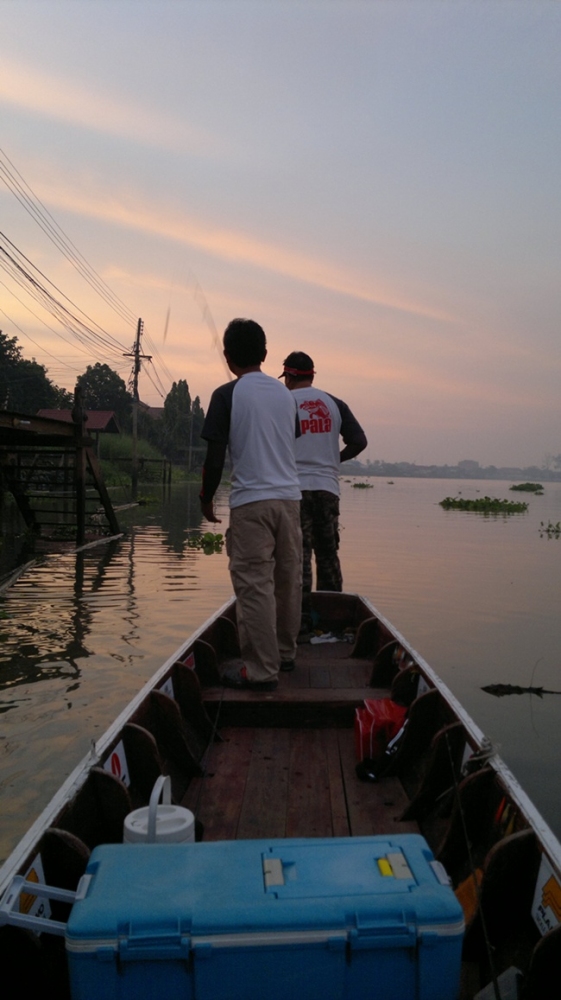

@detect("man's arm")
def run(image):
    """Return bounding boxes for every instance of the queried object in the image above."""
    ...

[337,399,367,463]
[340,432,367,464]
[199,382,234,522]
[200,439,228,522]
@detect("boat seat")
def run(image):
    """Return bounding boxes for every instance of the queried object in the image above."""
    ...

[522,923,561,999]
[58,767,132,849]
[383,688,453,782]
[122,722,166,807]
[349,616,380,659]
[172,660,219,744]
[203,614,241,660]
[32,828,90,924]
[147,690,205,775]
[310,591,372,634]
[194,616,241,686]
[368,639,401,686]
[435,767,519,885]
[131,689,205,779]
[391,663,428,707]
[461,829,540,972]
[400,721,466,821]
[193,639,222,685]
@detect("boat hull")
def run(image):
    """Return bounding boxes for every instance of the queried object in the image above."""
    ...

[1,591,560,999]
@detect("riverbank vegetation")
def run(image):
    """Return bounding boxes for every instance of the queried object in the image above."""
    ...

[99,434,194,486]
[0,329,73,411]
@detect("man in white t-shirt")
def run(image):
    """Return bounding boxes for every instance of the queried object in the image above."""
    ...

[200,320,302,690]
[280,351,367,618]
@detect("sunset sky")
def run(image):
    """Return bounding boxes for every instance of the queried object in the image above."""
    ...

[1,1,560,467]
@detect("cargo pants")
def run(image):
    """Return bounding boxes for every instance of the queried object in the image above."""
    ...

[228,499,302,682]
[300,490,342,611]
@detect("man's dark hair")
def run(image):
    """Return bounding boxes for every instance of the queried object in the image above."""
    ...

[223,319,266,367]
[281,351,315,382]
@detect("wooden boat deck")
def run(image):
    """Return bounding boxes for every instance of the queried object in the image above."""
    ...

[190,638,419,842]
[183,726,418,842]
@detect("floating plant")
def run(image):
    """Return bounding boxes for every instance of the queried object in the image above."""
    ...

[187,531,225,554]
[539,521,561,539]
[439,496,528,513]
[510,483,544,494]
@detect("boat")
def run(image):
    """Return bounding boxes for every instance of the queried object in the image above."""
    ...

[0,591,560,999]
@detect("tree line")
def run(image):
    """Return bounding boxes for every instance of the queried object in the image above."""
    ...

[0,330,205,464]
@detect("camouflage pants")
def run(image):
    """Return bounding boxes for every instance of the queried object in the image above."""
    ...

[300,490,342,607]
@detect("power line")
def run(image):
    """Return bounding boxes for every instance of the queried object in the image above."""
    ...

[0,276,109,363]
[0,256,123,364]
[0,231,129,356]
[1,236,175,400]
[142,364,166,399]
[0,147,137,327]
[0,150,180,403]
[143,327,175,386]
[146,357,168,396]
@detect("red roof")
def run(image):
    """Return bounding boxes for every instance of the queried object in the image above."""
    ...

[36,410,121,433]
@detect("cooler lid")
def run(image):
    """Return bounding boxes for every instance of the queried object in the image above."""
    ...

[66,835,463,948]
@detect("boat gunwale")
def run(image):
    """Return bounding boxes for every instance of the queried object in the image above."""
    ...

[362,596,561,868]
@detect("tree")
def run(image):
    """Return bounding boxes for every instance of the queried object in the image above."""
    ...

[52,384,75,408]
[0,329,71,413]
[78,363,132,422]
[162,380,192,460]
[191,395,205,441]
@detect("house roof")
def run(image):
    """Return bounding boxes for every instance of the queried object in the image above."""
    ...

[139,402,165,420]
[36,410,121,433]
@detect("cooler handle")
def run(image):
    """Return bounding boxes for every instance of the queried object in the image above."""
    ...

[147,775,171,842]
[119,931,191,962]
[350,923,416,950]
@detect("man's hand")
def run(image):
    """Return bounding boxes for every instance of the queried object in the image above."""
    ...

[200,440,227,523]
[200,500,222,523]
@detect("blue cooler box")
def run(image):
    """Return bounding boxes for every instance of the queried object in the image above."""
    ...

[66,834,464,1000]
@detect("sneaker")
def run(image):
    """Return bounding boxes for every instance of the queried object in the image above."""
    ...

[222,663,278,692]
[280,659,296,672]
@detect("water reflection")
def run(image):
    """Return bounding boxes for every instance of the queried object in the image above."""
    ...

[0,483,234,862]
[158,481,202,554]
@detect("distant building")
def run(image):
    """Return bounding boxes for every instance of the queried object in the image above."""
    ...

[139,402,165,420]
[37,409,121,456]
[458,460,480,473]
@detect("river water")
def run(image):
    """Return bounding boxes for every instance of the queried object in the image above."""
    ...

[1,478,560,864]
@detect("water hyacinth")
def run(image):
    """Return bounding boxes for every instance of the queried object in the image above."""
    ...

[439,496,528,513]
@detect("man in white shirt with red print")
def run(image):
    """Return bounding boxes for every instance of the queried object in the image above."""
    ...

[281,351,367,618]
[200,320,302,691]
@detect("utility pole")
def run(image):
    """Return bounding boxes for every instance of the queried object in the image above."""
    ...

[124,318,151,499]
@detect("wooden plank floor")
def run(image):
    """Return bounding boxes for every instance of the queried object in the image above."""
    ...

[183,726,419,841]
[188,638,418,840]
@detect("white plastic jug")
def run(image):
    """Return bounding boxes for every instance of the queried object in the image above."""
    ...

[123,775,195,844]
